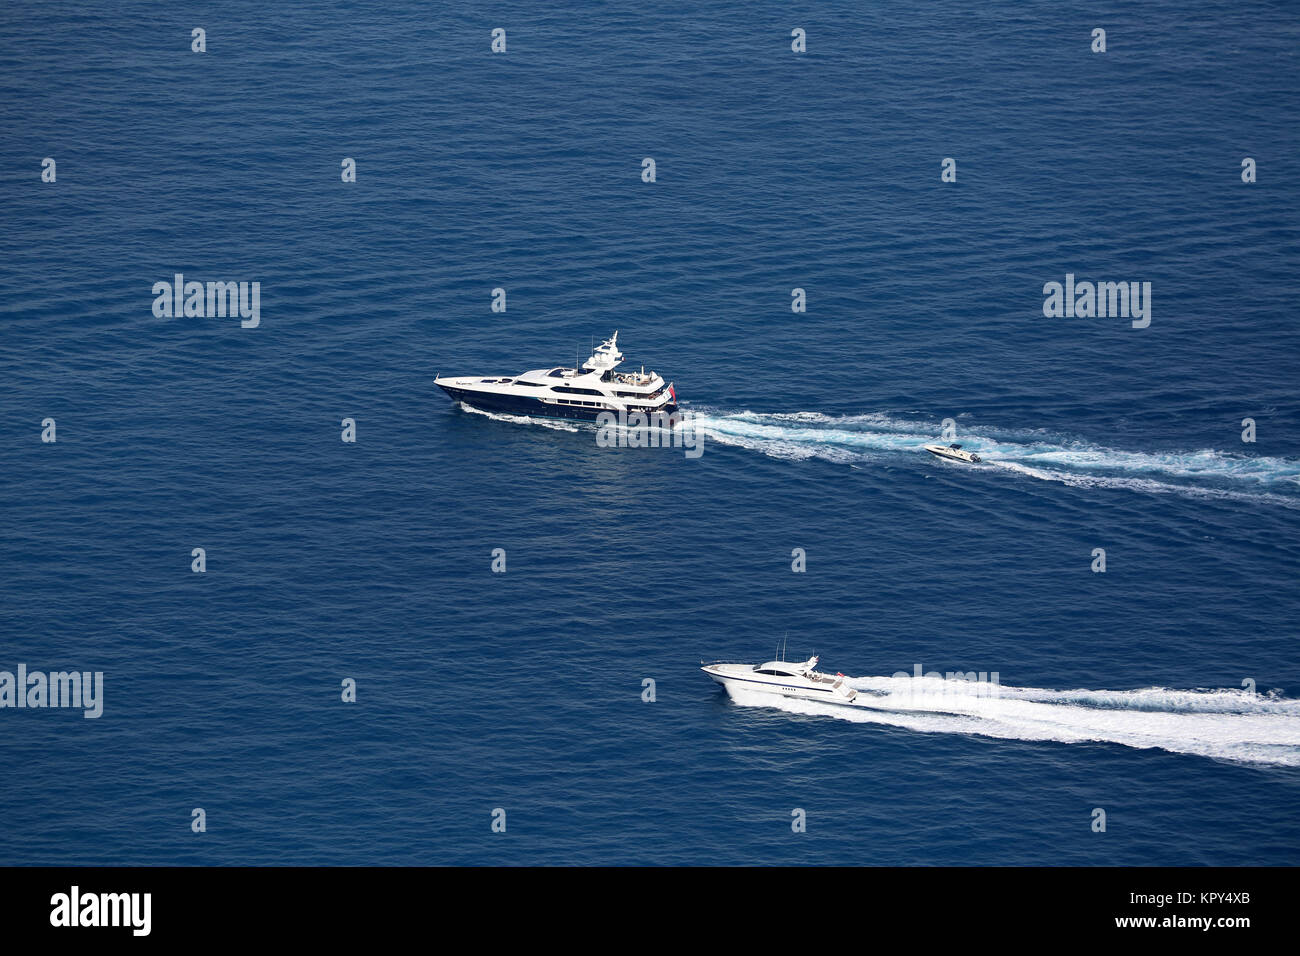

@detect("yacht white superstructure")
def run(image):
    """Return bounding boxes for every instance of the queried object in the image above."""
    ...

[435,332,678,422]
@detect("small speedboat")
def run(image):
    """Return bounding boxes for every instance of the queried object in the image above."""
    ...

[924,443,982,464]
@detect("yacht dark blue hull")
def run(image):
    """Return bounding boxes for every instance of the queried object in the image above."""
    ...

[439,384,678,423]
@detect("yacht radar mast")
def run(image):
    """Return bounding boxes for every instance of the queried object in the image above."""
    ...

[582,331,624,373]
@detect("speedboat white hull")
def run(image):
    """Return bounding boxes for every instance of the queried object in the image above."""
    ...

[924,443,982,464]
[702,658,978,718]
[701,658,861,708]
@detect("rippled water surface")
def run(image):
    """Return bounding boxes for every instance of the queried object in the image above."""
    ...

[2,1,1299,865]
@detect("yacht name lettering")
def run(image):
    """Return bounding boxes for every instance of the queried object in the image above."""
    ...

[152,273,260,328]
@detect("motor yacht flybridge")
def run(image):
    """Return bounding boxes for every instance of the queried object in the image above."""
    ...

[435,332,679,422]
[701,655,861,707]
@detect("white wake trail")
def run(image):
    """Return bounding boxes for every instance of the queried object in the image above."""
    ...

[690,409,1300,507]
[458,402,580,432]
[727,674,1300,766]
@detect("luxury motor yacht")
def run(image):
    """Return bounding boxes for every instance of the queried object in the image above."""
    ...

[435,332,678,422]
[924,443,982,464]
[701,655,860,707]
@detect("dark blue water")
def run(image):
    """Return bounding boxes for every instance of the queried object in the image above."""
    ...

[3,1,1299,865]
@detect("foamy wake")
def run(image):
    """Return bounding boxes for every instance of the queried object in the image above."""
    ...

[690,410,1300,507]
[727,674,1300,766]
[451,402,1300,506]
[459,402,579,432]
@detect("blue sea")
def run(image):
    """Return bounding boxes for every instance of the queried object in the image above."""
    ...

[2,1,1299,866]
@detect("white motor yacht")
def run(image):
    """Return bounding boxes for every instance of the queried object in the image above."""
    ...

[701,655,860,707]
[435,331,678,423]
